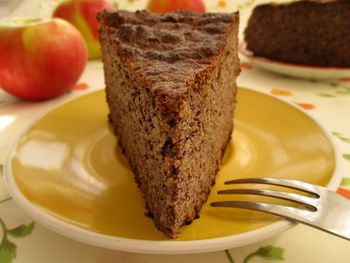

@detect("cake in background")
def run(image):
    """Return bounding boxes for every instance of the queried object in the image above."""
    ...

[244,0,350,68]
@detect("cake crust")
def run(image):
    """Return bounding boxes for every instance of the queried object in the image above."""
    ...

[99,10,239,111]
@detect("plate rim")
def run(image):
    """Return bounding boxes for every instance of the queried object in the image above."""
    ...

[239,42,350,72]
[4,88,344,254]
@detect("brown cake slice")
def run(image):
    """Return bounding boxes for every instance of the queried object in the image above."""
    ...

[244,0,350,67]
[97,10,240,238]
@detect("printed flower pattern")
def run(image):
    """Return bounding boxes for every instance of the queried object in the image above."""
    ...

[71,82,90,90]
[270,89,292,96]
[337,154,350,200]
[217,0,227,8]
[296,102,315,110]
[225,246,285,263]
[1,0,350,262]
[0,219,35,263]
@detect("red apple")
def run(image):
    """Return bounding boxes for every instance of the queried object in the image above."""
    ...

[147,0,205,13]
[53,0,115,60]
[0,18,87,100]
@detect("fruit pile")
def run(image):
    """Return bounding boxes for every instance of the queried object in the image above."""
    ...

[0,0,205,100]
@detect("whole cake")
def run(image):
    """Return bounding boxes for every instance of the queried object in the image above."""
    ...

[97,9,240,238]
[245,0,350,67]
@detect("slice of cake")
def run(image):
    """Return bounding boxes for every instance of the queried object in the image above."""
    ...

[97,10,240,238]
[245,0,350,67]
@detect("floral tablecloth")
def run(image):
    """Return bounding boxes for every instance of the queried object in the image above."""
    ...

[1,0,350,262]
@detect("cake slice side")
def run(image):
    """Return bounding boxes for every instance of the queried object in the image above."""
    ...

[98,10,239,238]
[165,23,240,237]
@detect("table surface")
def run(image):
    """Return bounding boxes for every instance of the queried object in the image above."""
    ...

[1,0,350,262]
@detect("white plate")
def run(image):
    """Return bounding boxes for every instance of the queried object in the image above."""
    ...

[240,43,350,80]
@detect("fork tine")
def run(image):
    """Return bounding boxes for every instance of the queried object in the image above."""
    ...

[225,178,322,196]
[217,189,318,210]
[213,179,350,241]
[210,201,315,222]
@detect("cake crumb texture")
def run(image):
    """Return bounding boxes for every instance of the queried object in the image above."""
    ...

[98,9,240,238]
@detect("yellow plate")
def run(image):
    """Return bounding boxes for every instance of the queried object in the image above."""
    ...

[5,88,341,254]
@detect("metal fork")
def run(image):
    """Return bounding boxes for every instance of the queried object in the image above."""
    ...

[211,177,350,241]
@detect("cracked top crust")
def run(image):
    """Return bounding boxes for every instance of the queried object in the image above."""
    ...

[97,10,238,90]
